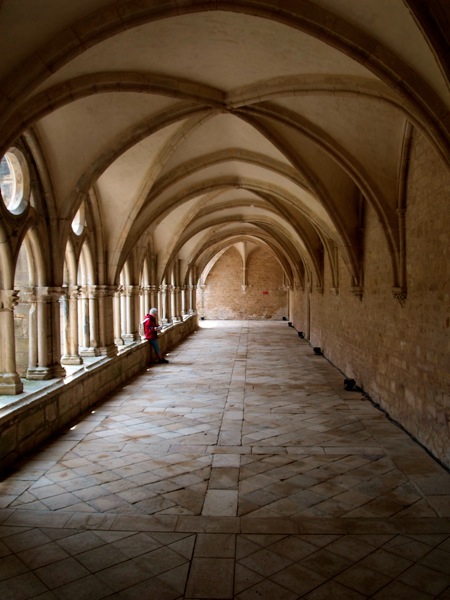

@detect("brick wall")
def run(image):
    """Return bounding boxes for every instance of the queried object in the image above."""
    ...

[290,130,449,467]
[201,246,288,320]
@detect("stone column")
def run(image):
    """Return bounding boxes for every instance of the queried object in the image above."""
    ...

[284,282,291,319]
[27,287,66,380]
[176,286,183,321]
[181,285,187,317]
[87,284,100,356]
[120,286,127,343]
[170,283,179,322]
[122,285,140,343]
[142,285,151,317]
[150,284,158,309]
[60,287,69,360]
[198,284,206,318]
[61,285,83,365]
[189,266,197,314]
[17,286,38,377]
[159,284,169,324]
[25,289,38,376]
[173,261,182,321]
[187,285,193,314]
[114,285,124,346]
[0,289,23,394]
[78,285,89,354]
[95,285,118,357]
[78,285,97,356]
[305,278,311,341]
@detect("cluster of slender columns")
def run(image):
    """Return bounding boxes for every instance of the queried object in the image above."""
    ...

[0,279,198,395]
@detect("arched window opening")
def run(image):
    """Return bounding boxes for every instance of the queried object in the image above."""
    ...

[13,245,33,377]
[119,267,128,344]
[140,258,150,319]
[77,242,98,356]
[71,203,86,236]
[60,241,83,366]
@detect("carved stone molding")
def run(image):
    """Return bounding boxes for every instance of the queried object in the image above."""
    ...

[350,285,364,299]
[92,285,118,299]
[392,287,407,307]
[36,287,65,303]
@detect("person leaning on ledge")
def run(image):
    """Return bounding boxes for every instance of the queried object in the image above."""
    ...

[141,308,169,364]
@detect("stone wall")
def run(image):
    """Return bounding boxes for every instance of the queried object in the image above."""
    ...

[201,246,288,320]
[0,315,198,471]
[290,130,450,467]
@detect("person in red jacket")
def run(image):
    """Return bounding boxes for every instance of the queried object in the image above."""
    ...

[142,308,169,363]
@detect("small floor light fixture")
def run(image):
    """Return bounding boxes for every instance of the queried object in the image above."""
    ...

[344,378,356,390]
[298,331,304,338]
[313,347,322,355]
[288,321,293,327]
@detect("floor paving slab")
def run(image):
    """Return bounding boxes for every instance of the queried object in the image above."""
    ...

[0,321,449,598]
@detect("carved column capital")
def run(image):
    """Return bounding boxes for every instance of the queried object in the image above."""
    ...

[36,286,65,303]
[92,284,118,299]
[0,289,20,310]
[68,285,81,299]
[392,287,407,307]
[123,285,141,297]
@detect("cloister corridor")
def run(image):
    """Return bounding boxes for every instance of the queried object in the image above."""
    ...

[0,320,449,599]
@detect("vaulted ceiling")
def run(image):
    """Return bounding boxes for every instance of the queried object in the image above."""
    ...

[1,0,449,289]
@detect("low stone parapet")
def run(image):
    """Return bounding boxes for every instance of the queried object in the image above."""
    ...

[0,315,198,471]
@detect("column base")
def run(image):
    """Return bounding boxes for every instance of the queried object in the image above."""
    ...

[97,344,118,358]
[79,347,100,357]
[26,365,66,380]
[0,373,24,395]
[122,334,139,344]
[61,355,84,365]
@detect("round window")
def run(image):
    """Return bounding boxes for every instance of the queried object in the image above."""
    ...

[0,148,29,214]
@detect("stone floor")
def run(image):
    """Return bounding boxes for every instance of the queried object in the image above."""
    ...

[0,321,449,599]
